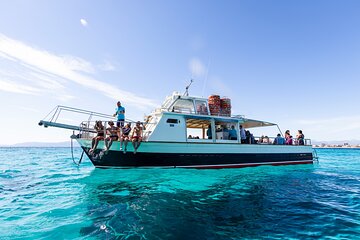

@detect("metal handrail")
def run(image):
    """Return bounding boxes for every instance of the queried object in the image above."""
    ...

[39,105,121,133]
[253,136,312,146]
[42,105,114,123]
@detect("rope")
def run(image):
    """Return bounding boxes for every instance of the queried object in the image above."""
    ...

[71,137,85,166]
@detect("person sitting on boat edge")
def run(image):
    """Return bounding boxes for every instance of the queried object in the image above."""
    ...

[113,101,125,128]
[297,130,305,145]
[89,121,105,154]
[273,133,285,145]
[228,125,237,140]
[132,121,143,154]
[120,123,132,153]
[104,121,119,152]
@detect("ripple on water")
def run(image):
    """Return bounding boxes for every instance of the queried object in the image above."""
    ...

[0,148,359,239]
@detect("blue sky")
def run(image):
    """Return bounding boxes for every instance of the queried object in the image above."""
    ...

[1,0,360,144]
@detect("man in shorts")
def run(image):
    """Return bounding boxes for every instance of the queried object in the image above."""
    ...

[113,101,125,128]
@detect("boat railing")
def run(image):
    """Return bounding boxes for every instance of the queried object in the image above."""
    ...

[38,105,115,132]
[252,136,312,146]
[188,135,311,146]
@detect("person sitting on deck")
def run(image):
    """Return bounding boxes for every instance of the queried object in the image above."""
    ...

[273,133,285,145]
[104,121,119,152]
[120,123,132,153]
[297,130,305,145]
[228,125,237,140]
[258,135,264,143]
[286,135,293,145]
[263,136,270,144]
[89,121,105,154]
[285,130,291,140]
[132,121,143,154]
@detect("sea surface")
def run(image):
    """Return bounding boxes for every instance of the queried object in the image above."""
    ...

[0,148,359,239]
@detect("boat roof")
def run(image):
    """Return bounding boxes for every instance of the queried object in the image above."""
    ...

[163,112,276,129]
[157,92,277,129]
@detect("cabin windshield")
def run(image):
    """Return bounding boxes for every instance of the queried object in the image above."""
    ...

[172,99,195,114]
[195,100,209,115]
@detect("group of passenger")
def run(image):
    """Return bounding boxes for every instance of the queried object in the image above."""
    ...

[205,123,305,145]
[88,101,144,155]
[206,124,254,143]
[272,130,305,145]
[188,135,200,139]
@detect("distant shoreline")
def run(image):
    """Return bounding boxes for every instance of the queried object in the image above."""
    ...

[0,146,81,148]
[314,147,360,149]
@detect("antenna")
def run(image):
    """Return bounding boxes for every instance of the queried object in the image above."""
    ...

[202,58,211,97]
[184,79,194,96]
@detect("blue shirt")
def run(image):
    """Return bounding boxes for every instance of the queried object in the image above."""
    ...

[274,136,285,145]
[115,106,125,120]
[228,129,237,138]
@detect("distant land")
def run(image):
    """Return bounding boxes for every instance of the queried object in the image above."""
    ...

[0,139,359,147]
[312,140,360,146]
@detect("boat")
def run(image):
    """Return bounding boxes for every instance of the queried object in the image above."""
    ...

[38,91,316,169]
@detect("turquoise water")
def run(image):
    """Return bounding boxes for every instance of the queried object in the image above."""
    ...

[0,148,359,239]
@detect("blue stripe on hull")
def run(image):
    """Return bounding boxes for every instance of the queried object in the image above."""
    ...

[83,147,313,168]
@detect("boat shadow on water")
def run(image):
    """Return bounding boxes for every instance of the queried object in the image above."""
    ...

[78,165,327,239]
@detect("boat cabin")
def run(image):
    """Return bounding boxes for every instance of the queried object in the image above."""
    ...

[144,92,276,144]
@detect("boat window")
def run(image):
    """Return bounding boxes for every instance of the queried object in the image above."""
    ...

[171,99,195,114]
[215,121,238,141]
[186,118,212,141]
[166,118,179,124]
[195,100,209,115]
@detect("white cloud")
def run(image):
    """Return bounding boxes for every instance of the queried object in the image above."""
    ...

[80,19,88,27]
[98,60,116,71]
[189,58,206,78]
[0,34,157,108]
[54,94,76,102]
[0,51,15,61]
[28,72,66,90]
[18,106,41,113]
[0,79,40,95]
[61,55,95,73]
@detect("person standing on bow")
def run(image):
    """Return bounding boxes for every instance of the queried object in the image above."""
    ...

[113,101,125,128]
